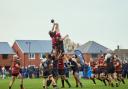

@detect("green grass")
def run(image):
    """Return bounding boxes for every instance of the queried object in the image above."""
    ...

[0,77,128,89]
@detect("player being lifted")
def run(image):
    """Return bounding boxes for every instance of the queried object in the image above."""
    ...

[49,19,68,56]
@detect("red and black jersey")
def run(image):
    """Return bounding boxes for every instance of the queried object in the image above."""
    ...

[115,60,121,73]
[98,57,104,67]
[90,62,97,73]
[57,58,64,69]
[11,61,20,74]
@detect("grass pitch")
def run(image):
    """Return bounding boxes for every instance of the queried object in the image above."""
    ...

[0,77,127,89]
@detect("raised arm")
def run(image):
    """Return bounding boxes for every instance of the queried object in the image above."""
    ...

[52,23,56,32]
[61,34,69,40]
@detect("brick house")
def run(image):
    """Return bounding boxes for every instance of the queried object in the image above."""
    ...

[114,49,128,61]
[75,41,111,63]
[12,40,52,67]
[0,42,15,69]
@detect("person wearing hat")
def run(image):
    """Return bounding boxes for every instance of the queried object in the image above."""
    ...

[8,55,24,89]
[1,66,6,79]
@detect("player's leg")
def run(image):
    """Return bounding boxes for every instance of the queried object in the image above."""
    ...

[9,76,16,89]
[74,72,83,87]
[63,75,71,88]
[49,75,58,89]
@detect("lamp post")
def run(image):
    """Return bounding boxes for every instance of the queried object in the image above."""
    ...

[26,41,31,67]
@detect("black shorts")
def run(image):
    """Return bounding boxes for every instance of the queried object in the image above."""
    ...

[98,66,105,73]
[43,71,52,78]
[58,69,65,75]
[107,67,115,74]
[73,70,79,75]
[116,70,122,74]
[12,73,19,76]
[52,69,58,77]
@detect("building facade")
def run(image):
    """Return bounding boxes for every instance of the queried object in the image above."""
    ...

[114,49,128,62]
[12,40,52,67]
[0,42,15,69]
[75,41,111,63]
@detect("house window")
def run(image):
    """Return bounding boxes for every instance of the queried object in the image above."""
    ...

[2,54,8,59]
[28,65,35,68]
[40,53,45,59]
[29,53,35,59]
[91,54,98,58]
[125,56,128,61]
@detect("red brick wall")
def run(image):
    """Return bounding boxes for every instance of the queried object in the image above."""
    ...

[24,53,41,67]
[83,53,91,63]
[0,54,13,66]
[13,42,25,67]
[12,42,41,67]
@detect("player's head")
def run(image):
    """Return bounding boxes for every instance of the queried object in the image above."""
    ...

[13,55,20,63]
[72,54,77,58]
[68,57,72,62]
[49,31,56,37]
[13,55,18,61]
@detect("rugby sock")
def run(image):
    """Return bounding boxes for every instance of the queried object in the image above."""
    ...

[106,78,111,85]
[121,79,125,84]
[116,83,119,87]
[43,86,45,88]
[98,78,102,81]
[117,78,121,82]
[65,79,71,88]
[47,80,52,87]
[20,84,23,89]
[111,83,114,87]
[103,80,107,86]
[92,78,96,84]
[80,83,83,88]
[9,86,11,89]
[61,79,64,88]
[76,85,78,87]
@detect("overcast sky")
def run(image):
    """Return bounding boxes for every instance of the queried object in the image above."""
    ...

[0,0,128,50]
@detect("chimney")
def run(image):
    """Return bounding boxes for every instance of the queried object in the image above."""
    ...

[117,45,120,50]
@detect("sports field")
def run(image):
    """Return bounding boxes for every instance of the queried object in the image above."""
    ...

[0,77,127,89]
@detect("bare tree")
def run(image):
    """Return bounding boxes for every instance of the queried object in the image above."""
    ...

[63,36,79,52]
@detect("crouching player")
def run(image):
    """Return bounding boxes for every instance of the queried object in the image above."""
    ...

[69,55,83,88]
[9,55,24,89]
[40,54,58,89]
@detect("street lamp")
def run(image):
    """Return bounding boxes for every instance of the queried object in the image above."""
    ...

[26,41,31,67]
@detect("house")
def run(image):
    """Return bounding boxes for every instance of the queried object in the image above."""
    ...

[0,42,15,68]
[114,49,128,61]
[12,40,52,67]
[76,41,111,63]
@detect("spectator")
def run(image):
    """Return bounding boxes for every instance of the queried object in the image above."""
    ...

[2,66,6,79]
[122,61,128,79]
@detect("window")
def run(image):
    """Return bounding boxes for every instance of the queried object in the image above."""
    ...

[2,54,8,59]
[91,54,98,58]
[126,57,128,61]
[40,53,45,59]
[29,53,35,59]
[28,65,35,68]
